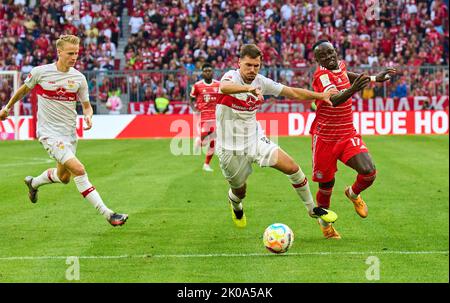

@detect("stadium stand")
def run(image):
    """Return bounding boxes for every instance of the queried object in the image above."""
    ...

[0,0,448,111]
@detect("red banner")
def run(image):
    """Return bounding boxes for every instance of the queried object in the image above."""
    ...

[114,111,449,138]
[2,111,447,140]
[352,95,449,112]
[128,96,449,114]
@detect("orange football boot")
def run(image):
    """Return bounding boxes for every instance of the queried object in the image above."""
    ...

[345,186,368,218]
[318,221,341,239]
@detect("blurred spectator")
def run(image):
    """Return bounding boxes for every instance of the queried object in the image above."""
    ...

[154,87,170,114]
[0,78,12,107]
[129,12,144,36]
[391,78,409,98]
[362,84,375,100]
[105,89,123,114]
[422,100,435,110]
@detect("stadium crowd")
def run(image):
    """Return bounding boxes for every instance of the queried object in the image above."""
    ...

[124,0,448,70]
[0,0,449,109]
[0,0,123,73]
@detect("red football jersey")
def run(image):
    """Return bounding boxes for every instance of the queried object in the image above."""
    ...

[190,79,220,121]
[311,60,356,142]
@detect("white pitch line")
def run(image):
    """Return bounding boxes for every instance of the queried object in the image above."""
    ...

[0,251,448,261]
[0,159,53,167]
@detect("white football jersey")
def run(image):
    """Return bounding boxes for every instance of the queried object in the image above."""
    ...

[216,69,284,151]
[24,63,89,139]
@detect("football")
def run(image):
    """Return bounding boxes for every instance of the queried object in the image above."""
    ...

[263,223,294,254]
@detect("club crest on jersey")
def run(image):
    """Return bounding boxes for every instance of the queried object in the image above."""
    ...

[67,80,76,89]
[315,171,323,179]
[56,141,65,150]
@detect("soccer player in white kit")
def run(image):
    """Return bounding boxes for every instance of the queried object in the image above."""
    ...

[217,44,337,228]
[0,35,128,226]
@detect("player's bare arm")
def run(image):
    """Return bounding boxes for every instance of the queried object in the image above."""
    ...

[347,68,397,83]
[0,84,31,120]
[280,86,334,105]
[220,80,263,99]
[81,101,93,130]
[220,80,256,94]
[189,85,198,112]
[329,73,370,107]
[189,97,197,112]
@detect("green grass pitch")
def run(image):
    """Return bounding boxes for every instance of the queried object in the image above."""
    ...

[0,135,448,282]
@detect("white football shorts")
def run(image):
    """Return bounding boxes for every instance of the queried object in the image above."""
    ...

[217,135,278,189]
[39,136,78,164]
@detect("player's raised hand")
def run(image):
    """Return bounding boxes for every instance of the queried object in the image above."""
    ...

[376,67,397,82]
[248,86,263,101]
[321,89,338,105]
[84,115,92,130]
[350,73,370,92]
[255,88,264,101]
[247,86,259,95]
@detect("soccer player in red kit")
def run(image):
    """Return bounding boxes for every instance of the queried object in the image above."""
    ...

[190,63,220,172]
[311,40,396,239]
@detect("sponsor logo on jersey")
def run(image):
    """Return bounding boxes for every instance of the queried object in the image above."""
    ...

[319,74,331,87]
[246,95,259,107]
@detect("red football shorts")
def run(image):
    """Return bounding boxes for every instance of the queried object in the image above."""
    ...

[311,134,369,183]
[200,120,216,139]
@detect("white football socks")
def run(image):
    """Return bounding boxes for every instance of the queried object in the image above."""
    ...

[348,186,359,199]
[228,189,243,211]
[32,168,61,188]
[287,168,315,214]
[73,174,113,219]
[319,218,330,227]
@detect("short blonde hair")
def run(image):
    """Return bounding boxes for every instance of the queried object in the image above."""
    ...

[56,35,80,50]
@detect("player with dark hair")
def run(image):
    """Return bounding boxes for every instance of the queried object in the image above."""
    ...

[311,40,396,238]
[217,44,338,228]
[190,63,220,172]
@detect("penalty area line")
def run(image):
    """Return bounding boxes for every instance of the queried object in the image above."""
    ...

[0,250,448,261]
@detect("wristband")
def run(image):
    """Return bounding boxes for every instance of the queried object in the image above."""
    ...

[370,76,376,82]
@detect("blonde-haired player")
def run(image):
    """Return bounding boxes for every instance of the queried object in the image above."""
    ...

[0,35,128,226]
